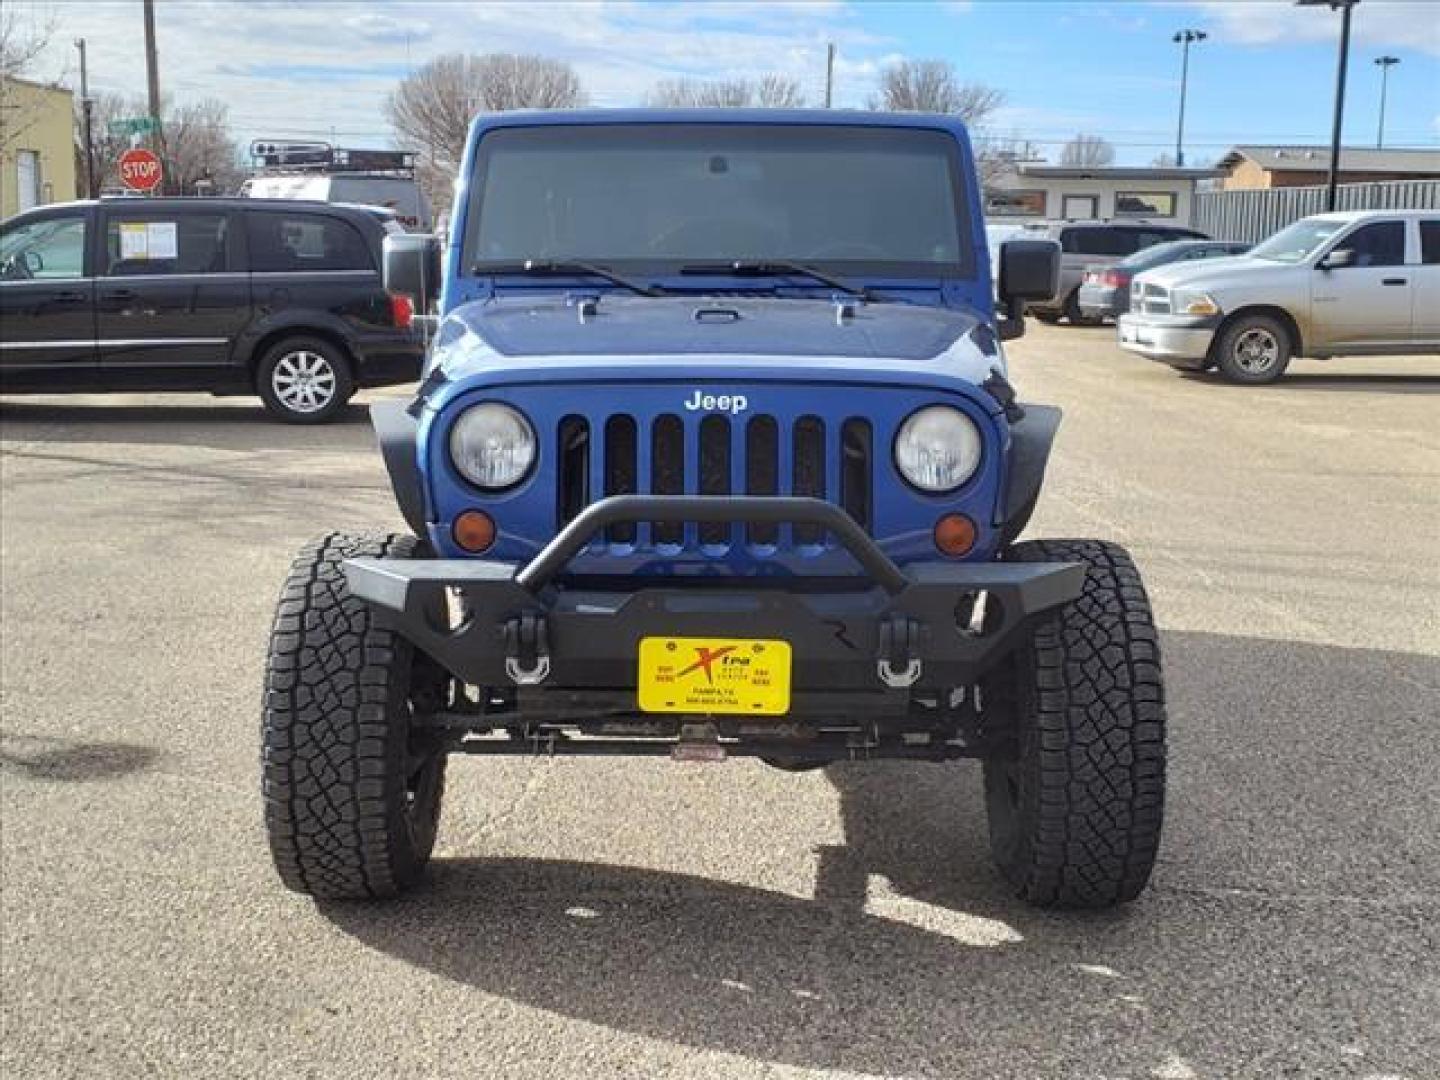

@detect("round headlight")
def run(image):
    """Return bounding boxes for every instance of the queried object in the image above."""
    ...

[449,403,536,490]
[895,406,982,493]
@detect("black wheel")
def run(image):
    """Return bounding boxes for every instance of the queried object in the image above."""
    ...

[256,336,355,423]
[981,539,1166,909]
[1063,290,1098,326]
[1213,314,1292,384]
[262,532,447,899]
[1031,310,1061,325]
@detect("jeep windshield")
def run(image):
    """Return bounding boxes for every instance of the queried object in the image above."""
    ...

[462,124,972,283]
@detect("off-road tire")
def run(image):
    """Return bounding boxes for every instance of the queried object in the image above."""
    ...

[1212,314,1292,385]
[256,335,355,424]
[981,539,1166,908]
[262,532,446,899]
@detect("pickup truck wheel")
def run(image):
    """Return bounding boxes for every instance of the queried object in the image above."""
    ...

[981,539,1166,908]
[262,532,446,899]
[1213,315,1291,384]
[257,336,355,423]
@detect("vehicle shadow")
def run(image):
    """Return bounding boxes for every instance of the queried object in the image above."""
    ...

[322,631,1440,1078]
[0,397,378,450]
[1179,371,1440,395]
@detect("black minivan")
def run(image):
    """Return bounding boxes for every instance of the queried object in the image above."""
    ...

[0,198,424,422]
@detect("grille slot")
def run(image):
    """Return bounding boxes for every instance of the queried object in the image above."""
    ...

[745,416,780,545]
[557,415,590,528]
[650,414,685,544]
[604,415,638,543]
[841,419,872,533]
[698,415,731,545]
[792,416,826,544]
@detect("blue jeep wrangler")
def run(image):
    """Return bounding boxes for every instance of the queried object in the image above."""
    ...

[262,111,1166,909]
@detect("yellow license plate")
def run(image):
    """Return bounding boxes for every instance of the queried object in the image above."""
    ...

[637,637,791,716]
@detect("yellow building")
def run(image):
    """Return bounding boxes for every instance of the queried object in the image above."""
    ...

[1,76,78,220]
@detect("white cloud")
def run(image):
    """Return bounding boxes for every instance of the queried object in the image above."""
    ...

[1187,0,1440,57]
[21,0,902,147]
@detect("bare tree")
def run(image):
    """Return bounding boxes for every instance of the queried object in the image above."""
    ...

[647,75,804,108]
[87,92,241,194]
[1,7,62,156]
[868,60,1004,127]
[976,129,1044,186]
[387,53,587,207]
[1060,134,1116,167]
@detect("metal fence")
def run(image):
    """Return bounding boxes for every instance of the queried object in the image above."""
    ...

[1191,179,1440,243]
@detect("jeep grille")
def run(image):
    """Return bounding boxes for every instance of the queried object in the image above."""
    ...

[556,412,873,551]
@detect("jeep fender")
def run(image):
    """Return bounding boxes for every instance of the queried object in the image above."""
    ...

[371,400,429,538]
[998,404,1061,548]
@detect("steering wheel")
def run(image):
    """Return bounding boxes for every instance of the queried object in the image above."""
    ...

[806,241,888,260]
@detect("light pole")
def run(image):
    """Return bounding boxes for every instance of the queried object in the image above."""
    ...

[1172,29,1207,167]
[74,38,96,198]
[1374,55,1399,148]
[1296,0,1359,212]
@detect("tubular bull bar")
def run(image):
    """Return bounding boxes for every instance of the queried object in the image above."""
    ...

[343,496,1085,694]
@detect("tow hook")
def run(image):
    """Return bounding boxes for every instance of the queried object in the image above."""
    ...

[877,615,923,688]
[503,611,551,685]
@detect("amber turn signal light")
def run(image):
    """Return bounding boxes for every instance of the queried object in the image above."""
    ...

[452,510,496,553]
[933,513,977,557]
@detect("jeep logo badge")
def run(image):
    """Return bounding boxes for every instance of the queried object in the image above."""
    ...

[684,390,748,415]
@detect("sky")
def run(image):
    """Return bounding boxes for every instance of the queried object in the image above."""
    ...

[12,0,1440,166]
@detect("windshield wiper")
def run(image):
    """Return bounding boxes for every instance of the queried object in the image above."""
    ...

[473,259,663,297]
[679,260,873,300]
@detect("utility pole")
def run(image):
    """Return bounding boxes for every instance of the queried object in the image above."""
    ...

[142,0,163,191]
[1374,55,1399,148]
[74,38,96,198]
[1172,29,1207,167]
[824,42,835,108]
[1297,0,1357,212]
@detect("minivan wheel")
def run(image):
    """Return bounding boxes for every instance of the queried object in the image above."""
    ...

[257,336,355,423]
[1213,315,1292,385]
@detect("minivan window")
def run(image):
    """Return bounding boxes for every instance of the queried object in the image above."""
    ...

[105,214,229,276]
[463,124,971,275]
[246,212,374,272]
[1250,218,1346,263]
[1063,228,1137,257]
[0,216,87,280]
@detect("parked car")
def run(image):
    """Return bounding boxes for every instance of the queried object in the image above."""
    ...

[1078,239,1250,321]
[0,197,425,422]
[1119,210,1440,383]
[1026,220,1208,324]
[261,109,1169,911]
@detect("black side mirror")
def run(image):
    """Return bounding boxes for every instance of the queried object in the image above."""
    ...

[383,232,442,311]
[24,251,45,273]
[1320,247,1354,271]
[996,239,1060,341]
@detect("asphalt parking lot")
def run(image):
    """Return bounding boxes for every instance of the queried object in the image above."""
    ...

[2,324,1437,1080]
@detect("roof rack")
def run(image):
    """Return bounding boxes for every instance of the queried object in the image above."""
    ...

[248,140,416,177]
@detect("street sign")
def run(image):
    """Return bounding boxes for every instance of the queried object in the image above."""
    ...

[118,148,163,192]
[107,116,159,137]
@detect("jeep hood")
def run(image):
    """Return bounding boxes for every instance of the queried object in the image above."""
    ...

[428,295,1006,394]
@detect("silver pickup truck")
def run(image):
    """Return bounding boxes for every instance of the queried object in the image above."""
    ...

[1119,209,1440,383]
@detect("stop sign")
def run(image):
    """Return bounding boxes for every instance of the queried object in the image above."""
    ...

[118,148,163,192]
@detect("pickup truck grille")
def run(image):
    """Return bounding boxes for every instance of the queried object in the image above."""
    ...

[556,412,873,552]
[1132,281,1171,315]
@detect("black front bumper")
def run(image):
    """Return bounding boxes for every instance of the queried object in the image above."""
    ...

[344,496,1084,698]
